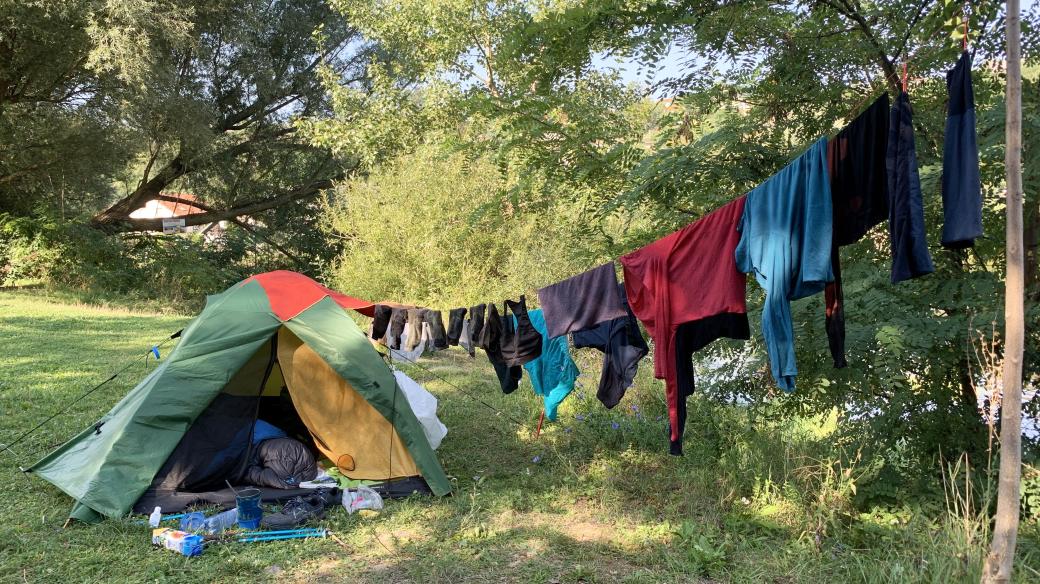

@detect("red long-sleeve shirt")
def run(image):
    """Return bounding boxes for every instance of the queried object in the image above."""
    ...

[621,196,748,447]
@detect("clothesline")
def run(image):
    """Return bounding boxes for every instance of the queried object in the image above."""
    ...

[350,47,983,455]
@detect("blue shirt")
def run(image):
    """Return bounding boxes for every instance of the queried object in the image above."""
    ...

[735,137,834,391]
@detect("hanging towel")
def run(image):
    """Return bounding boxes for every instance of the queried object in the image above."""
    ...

[537,262,629,338]
[392,321,430,362]
[735,138,834,392]
[394,370,448,449]
[521,309,579,421]
[571,284,649,410]
[941,51,984,249]
[622,196,749,455]
[824,93,891,368]
[888,91,935,283]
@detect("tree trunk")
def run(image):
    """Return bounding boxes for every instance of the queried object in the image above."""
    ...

[982,1,1024,582]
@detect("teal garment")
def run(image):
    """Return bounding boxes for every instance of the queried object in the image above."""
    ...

[521,309,579,421]
[735,137,834,392]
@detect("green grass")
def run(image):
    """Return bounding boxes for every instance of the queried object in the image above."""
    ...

[1,290,1039,583]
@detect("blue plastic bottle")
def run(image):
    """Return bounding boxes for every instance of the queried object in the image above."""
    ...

[203,508,238,534]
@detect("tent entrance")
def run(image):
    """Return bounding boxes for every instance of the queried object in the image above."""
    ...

[276,328,420,480]
[132,326,424,513]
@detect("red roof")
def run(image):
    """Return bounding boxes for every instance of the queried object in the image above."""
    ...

[246,271,375,320]
[156,192,206,216]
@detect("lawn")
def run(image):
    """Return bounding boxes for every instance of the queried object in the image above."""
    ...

[1,291,1038,583]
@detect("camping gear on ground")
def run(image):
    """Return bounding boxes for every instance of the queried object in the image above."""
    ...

[244,437,318,489]
[343,485,384,514]
[233,527,327,544]
[236,487,263,529]
[203,507,239,534]
[152,528,205,557]
[148,506,162,527]
[394,371,448,449]
[299,470,338,489]
[28,271,451,524]
[261,494,327,529]
[180,512,206,531]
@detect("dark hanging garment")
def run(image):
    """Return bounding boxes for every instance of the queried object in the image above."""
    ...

[499,296,543,367]
[571,284,649,409]
[824,93,891,368]
[446,308,467,346]
[941,51,984,249]
[403,309,425,351]
[424,309,448,350]
[488,354,523,394]
[537,262,628,338]
[387,308,407,350]
[477,303,523,393]
[888,90,935,283]
[371,305,393,341]
[477,303,503,360]
[468,304,486,350]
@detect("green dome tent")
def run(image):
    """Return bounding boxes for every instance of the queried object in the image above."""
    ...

[29,271,451,523]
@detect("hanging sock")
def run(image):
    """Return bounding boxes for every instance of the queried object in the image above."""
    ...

[467,304,486,351]
[940,51,984,249]
[423,309,448,350]
[387,308,407,350]
[446,308,467,346]
[370,305,394,341]
[887,90,935,283]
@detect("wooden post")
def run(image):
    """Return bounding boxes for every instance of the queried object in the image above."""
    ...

[983,1,1024,582]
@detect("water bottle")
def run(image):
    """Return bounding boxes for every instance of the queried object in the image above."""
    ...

[203,508,238,534]
[148,506,162,528]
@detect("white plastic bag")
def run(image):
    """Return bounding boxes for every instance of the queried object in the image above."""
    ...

[393,371,448,449]
[342,485,384,514]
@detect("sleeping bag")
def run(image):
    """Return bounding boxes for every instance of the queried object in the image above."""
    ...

[244,438,318,489]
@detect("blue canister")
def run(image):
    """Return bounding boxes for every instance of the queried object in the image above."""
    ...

[236,487,263,529]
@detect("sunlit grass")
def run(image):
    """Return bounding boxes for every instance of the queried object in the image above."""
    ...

[0,291,1037,582]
